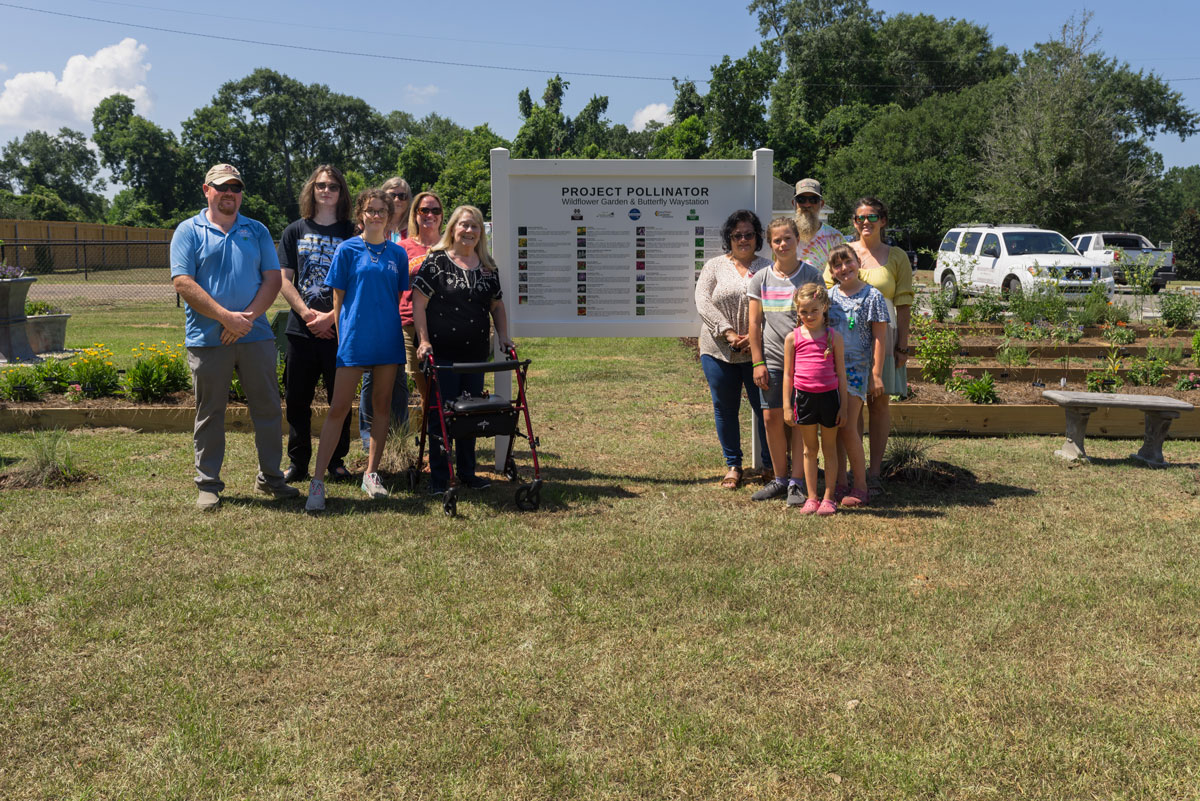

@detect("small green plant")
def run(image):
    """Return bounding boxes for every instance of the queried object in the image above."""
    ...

[1126,356,1168,387]
[1086,370,1124,392]
[125,342,190,402]
[1104,300,1131,326]
[997,342,1031,366]
[1049,323,1084,344]
[1175,372,1200,391]
[1157,291,1199,329]
[973,290,1006,323]
[229,371,247,402]
[955,303,978,324]
[1193,330,1200,367]
[1146,321,1176,339]
[962,371,998,404]
[1102,324,1137,346]
[35,358,72,393]
[0,365,45,401]
[928,289,951,323]
[68,344,121,398]
[24,300,63,316]
[1146,344,1185,365]
[915,327,960,383]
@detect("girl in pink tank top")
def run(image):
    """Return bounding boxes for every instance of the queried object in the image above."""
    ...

[782,283,848,516]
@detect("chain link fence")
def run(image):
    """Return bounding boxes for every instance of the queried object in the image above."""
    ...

[1,239,178,307]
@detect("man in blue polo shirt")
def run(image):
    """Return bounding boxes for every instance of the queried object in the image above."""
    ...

[170,163,298,510]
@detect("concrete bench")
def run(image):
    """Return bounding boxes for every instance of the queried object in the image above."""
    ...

[1042,390,1194,467]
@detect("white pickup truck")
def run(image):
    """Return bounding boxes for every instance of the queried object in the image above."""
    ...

[1070,232,1175,292]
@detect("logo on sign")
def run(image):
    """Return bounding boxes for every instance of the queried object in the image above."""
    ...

[686,208,700,220]
[654,210,673,218]
[628,208,641,220]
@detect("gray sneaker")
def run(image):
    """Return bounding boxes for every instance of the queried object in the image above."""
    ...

[196,489,221,511]
[786,483,806,506]
[305,478,326,512]
[751,477,788,501]
[256,476,301,499]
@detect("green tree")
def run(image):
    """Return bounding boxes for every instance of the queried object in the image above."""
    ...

[397,137,445,194]
[1172,208,1200,282]
[0,128,106,221]
[92,94,192,226]
[822,79,1008,246]
[977,17,1170,234]
[704,47,779,157]
[432,125,510,217]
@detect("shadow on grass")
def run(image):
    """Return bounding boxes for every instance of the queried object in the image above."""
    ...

[1073,455,1200,469]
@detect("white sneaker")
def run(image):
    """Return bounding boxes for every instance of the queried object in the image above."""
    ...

[361,471,388,499]
[305,478,326,512]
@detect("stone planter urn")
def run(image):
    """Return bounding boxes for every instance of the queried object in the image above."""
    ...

[0,276,38,363]
[26,312,71,353]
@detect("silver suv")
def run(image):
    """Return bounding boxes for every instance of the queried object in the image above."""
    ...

[934,225,1113,305]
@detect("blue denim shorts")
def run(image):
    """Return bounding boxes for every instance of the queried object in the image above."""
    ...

[762,369,785,409]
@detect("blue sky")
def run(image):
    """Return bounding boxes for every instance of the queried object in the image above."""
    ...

[0,0,1196,184]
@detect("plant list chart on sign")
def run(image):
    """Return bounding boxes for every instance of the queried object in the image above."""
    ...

[491,148,774,337]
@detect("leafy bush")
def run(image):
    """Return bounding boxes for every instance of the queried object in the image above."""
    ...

[1158,291,1200,329]
[1071,283,1112,327]
[24,300,63,316]
[973,290,1006,323]
[1007,284,1068,324]
[1193,330,1200,367]
[1102,324,1137,346]
[928,289,951,323]
[125,342,191,402]
[955,303,978,324]
[1126,357,1168,387]
[0,365,45,401]
[68,345,121,398]
[915,327,960,383]
[960,371,998,404]
[1104,299,1131,325]
[35,358,72,392]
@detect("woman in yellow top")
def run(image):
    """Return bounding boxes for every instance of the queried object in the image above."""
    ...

[824,196,913,494]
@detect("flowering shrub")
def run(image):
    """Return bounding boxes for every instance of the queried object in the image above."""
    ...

[1175,372,1200,391]
[1102,323,1137,345]
[0,365,45,401]
[68,344,120,398]
[915,327,960,383]
[125,342,191,401]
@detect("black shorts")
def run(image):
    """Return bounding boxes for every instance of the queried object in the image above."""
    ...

[792,388,840,427]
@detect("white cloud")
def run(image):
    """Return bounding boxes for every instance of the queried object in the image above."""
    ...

[0,63,8,73]
[631,103,673,132]
[404,83,439,105]
[0,38,151,129]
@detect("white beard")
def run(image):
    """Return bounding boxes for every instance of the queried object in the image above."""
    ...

[795,208,820,242]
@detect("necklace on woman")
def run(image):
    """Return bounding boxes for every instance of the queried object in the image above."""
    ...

[365,240,386,264]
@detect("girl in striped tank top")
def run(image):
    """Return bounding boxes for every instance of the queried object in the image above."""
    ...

[782,283,848,515]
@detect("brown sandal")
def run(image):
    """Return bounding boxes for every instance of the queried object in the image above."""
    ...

[720,466,743,489]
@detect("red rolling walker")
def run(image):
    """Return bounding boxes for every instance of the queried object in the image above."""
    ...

[413,346,543,516]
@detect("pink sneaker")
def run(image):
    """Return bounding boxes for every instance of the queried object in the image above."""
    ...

[817,499,838,516]
[840,488,869,507]
[799,498,820,515]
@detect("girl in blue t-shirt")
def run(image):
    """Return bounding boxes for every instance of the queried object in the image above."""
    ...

[306,188,408,512]
[827,244,889,507]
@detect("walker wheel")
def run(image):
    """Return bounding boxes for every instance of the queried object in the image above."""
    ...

[515,480,541,512]
[443,488,458,517]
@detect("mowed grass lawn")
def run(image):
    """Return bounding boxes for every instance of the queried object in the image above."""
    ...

[3,336,1200,799]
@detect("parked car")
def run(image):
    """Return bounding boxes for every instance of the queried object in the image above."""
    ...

[934,225,1113,306]
[1069,231,1175,292]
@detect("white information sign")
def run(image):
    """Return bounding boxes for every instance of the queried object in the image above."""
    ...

[491,148,774,337]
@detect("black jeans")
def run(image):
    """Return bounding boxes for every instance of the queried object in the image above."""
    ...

[284,333,350,471]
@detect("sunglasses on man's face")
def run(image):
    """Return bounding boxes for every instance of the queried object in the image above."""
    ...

[853,214,881,223]
[208,183,243,194]
[794,195,821,205]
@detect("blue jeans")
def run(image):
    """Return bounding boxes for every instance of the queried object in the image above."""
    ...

[700,354,768,471]
[427,366,485,489]
[359,370,409,451]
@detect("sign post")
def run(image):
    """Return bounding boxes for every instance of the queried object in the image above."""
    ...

[489,148,775,467]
